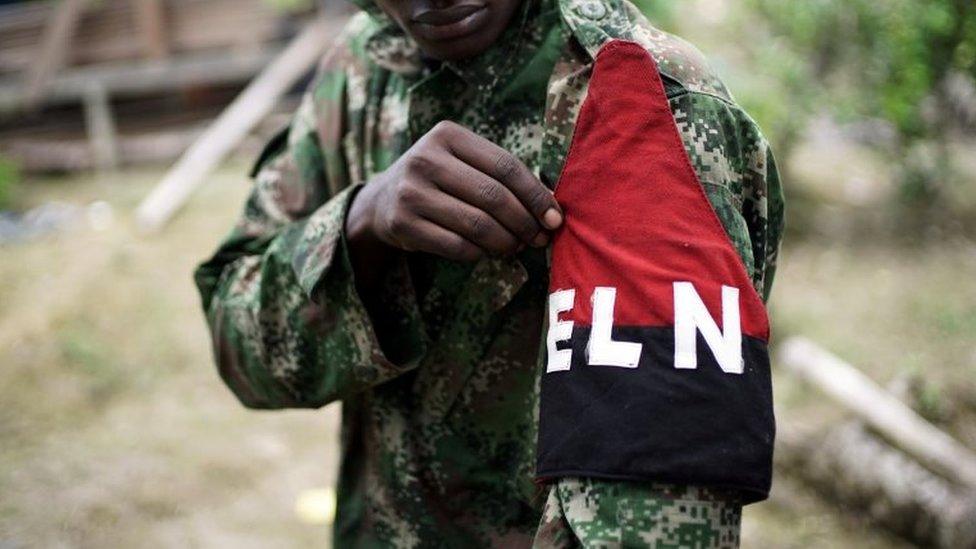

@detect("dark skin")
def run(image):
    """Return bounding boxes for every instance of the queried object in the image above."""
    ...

[372,0,525,61]
[345,0,562,294]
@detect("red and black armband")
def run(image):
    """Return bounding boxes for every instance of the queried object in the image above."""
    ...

[536,40,774,502]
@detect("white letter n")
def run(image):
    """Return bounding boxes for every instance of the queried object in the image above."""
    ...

[673,282,744,375]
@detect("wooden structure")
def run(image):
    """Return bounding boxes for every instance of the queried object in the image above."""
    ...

[0,0,326,171]
[0,0,292,79]
[136,16,337,232]
[780,337,976,491]
[779,422,976,548]
[778,337,976,547]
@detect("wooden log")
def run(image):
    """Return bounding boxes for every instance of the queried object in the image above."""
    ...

[23,0,90,109]
[135,17,335,233]
[779,337,976,491]
[778,423,976,548]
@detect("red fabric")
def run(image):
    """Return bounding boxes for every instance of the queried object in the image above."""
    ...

[550,40,769,340]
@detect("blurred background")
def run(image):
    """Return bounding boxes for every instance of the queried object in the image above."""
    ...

[1,0,974,547]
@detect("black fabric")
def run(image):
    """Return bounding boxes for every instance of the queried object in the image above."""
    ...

[536,326,774,503]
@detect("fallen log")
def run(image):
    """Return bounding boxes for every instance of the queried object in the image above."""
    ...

[779,337,976,491]
[778,423,976,548]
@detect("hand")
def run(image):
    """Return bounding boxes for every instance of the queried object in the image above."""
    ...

[346,120,563,263]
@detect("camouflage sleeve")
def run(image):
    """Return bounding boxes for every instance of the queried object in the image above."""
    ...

[672,91,785,302]
[193,88,427,410]
[759,141,785,302]
[533,93,782,549]
[533,479,742,548]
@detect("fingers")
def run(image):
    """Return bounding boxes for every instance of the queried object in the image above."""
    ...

[397,216,483,263]
[432,155,549,248]
[435,121,564,230]
[380,120,564,263]
[413,189,522,256]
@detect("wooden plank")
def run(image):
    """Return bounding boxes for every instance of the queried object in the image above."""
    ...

[135,17,336,233]
[779,337,976,491]
[23,0,90,109]
[1,0,285,76]
[0,2,56,75]
[2,126,205,172]
[71,0,278,64]
[82,83,119,170]
[0,48,279,113]
[134,0,170,60]
[0,111,295,173]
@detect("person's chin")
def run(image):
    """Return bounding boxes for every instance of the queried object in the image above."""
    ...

[421,34,497,61]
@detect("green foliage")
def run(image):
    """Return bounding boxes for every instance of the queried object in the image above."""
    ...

[728,32,818,156]
[629,0,676,32]
[746,0,976,139]
[719,0,976,224]
[0,156,19,210]
[261,0,315,13]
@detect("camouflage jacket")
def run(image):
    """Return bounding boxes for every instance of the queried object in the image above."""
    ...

[194,0,784,545]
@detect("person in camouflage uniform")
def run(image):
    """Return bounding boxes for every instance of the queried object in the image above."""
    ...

[194,0,784,545]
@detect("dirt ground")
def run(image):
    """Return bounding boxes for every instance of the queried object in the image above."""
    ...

[1,163,973,547]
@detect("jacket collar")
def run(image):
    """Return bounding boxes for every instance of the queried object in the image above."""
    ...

[355,0,558,83]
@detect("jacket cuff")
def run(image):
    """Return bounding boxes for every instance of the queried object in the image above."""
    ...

[290,184,359,298]
[288,184,427,369]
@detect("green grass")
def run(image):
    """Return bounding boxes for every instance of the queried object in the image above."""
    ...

[0,165,339,548]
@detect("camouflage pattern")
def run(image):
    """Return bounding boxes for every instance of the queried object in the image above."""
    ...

[194,0,784,545]
[534,479,742,549]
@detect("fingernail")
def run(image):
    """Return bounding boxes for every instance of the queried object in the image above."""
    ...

[543,208,563,230]
[532,232,549,247]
